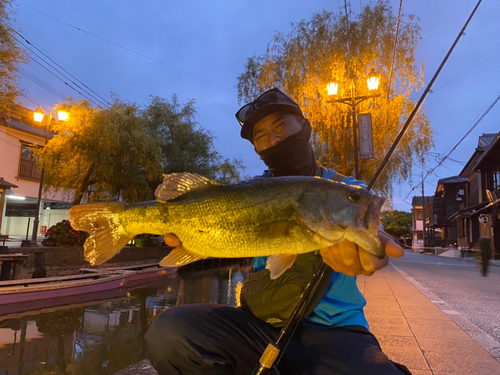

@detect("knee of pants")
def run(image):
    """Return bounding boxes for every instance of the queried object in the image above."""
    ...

[144,306,193,360]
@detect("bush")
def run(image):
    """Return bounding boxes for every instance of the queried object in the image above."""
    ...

[134,236,161,247]
[42,220,88,247]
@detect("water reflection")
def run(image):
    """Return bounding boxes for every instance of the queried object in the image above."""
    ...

[0,262,252,375]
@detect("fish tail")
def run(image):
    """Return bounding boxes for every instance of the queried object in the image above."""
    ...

[69,203,135,266]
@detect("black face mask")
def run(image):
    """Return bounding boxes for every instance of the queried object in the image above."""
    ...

[256,120,319,177]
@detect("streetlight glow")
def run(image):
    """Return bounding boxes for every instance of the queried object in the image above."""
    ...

[327,82,339,97]
[34,107,45,123]
[367,69,380,91]
[325,68,381,179]
[57,111,69,122]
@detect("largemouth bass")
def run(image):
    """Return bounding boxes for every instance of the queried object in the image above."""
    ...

[70,173,385,278]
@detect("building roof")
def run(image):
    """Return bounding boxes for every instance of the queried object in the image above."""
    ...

[474,133,500,172]
[460,132,498,177]
[411,196,433,207]
[0,177,18,189]
[437,176,468,185]
[477,133,498,149]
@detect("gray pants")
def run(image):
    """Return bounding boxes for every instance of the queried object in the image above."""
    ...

[145,304,411,375]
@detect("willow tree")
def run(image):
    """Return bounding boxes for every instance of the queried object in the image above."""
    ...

[0,1,27,114]
[237,0,433,197]
[38,95,247,205]
[37,97,163,205]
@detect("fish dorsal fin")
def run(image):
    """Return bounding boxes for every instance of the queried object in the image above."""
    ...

[155,172,219,202]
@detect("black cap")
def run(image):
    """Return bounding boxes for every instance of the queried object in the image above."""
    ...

[236,88,304,142]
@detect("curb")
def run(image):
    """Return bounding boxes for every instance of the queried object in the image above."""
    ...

[390,263,500,363]
[411,251,500,268]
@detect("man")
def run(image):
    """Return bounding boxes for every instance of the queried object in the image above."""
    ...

[145,88,411,375]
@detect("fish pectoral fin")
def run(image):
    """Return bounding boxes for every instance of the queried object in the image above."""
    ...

[266,254,298,279]
[159,245,205,267]
[155,173,220,202]
[254,220,300,238]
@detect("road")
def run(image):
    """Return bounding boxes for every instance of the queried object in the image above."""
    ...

[390,251,500,345]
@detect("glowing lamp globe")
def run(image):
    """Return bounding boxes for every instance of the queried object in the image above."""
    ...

[34,107,45,123]
[327,82,339,97]
[367,69,380,91]
[58,111,69,121]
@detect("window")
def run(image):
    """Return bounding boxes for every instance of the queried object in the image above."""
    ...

[493,170,500,191]
[416,211,423,220]
[18,142,41,181]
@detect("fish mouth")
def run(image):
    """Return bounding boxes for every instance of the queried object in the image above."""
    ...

[344,229,384,258]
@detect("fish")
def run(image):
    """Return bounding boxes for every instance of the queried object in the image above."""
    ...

[69,172,385,279]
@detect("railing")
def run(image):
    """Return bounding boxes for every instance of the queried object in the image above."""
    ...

[18,158,41,181]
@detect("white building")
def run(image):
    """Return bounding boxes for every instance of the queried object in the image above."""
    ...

[0,106,72,239]
[411,196,433,251]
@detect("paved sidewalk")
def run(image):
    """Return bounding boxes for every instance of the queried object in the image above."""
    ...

[115,263,500,375]
[358,265,500,375]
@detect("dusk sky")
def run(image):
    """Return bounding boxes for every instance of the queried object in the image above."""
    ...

[9,0,500,211]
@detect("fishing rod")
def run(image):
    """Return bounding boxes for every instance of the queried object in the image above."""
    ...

[251,1,483,373]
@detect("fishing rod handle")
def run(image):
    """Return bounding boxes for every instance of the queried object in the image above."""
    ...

[251,344,281,375]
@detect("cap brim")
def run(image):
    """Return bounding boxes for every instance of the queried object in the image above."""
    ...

[240,104,303,142]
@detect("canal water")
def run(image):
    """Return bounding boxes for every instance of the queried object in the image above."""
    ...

[0,261,253,375]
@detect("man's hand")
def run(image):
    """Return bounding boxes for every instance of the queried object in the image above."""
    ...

[319,231,404,277]
[164,233,181,248]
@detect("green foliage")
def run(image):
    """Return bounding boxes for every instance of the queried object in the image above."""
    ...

[133,235,161,247]
[0,1,28,114]
[36,95,247,205]
[216,158,247,184]
[36,96,163,205]
[380,210,412,238]
[236,0,433,198]
[144,95,221,179]
[42,220,88,247]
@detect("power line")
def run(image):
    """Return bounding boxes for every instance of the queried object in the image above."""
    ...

[387,0,403,99]
[8,26,110,107]
[9,26,112,106]
[433,49,500,93]
[18,1,236,93]
[402,89,500,203]
[19,66,67,101]
[25,97,52,113]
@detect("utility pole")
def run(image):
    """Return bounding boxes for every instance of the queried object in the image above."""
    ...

[422,171,426,250]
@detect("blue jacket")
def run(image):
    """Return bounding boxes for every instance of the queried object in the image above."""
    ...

[251,167,369,329]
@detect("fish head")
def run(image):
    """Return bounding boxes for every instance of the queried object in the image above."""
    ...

[301,181,386,257]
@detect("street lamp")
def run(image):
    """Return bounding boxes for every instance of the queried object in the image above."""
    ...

[32,107,68,245]
[327,68,380,179]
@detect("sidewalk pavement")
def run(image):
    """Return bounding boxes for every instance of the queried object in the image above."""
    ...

[358,264,500,375]
[115,261,500,375]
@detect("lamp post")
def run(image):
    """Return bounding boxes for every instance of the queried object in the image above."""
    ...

[326,68,380,179]
[31,107,68,245]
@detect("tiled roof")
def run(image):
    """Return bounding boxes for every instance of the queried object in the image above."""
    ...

[411,196,433,207]
[437,176,468,185]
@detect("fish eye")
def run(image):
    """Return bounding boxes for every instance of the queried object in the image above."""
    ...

[349,190,361,203]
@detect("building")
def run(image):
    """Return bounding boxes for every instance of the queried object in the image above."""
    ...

[448,133,500,256]
[0,106,72,239]
[424,176,467,247]
[411,196,433,251]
